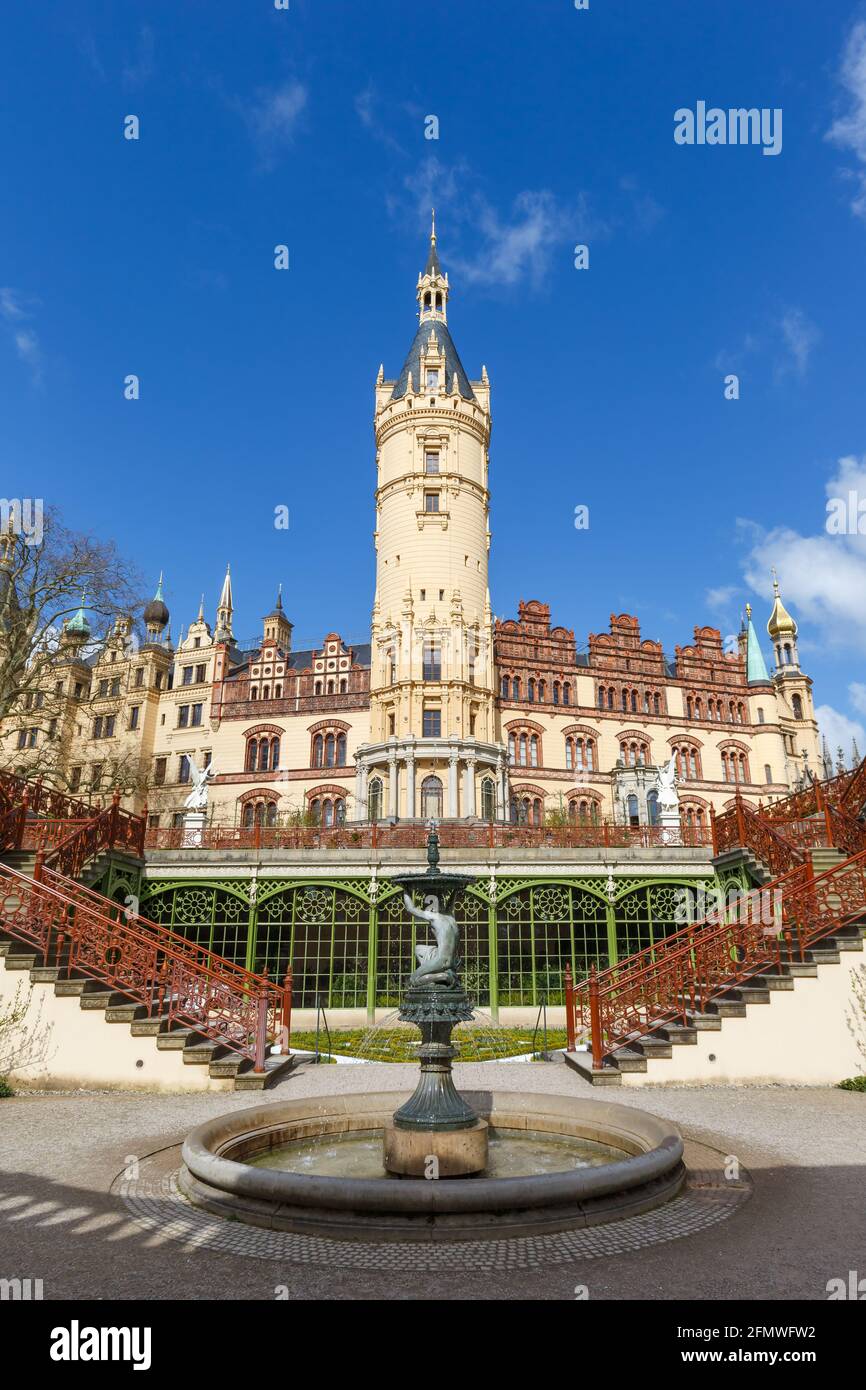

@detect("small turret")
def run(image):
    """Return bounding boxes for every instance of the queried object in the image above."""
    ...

[214,564,234,643]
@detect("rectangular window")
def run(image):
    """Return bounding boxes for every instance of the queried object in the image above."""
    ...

[91,763,103,790]
[422,707,441,738]
[156,672,164,689]
[195,664,207,684]
[422,642,441,681]
[425,370,439,390]
[153,757,167,787]
[191,703,203,727]
[424,492,440,513]
[182,666,194,686]
[129,706,140,731]
[147,814,159,829]
[134,668,144,688]
[424,451,440,474]
[98,679,109,697]
[172,812,184,828]
[74,682,83,699]
[110,678,121,697]
[16,729,26,750]
[178,705,190,728]
[69,766,82,792]
[178,755,191,785]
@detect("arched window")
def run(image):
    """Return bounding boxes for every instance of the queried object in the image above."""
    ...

[322,799,334,828]
[647,789,660,825]
[792,694,803,720]
[631,690,638,714]
[508,733,516,764]
[336,733,347,766]
[335,798,346,827]
[266,801,277,828]
[421,775,443,820]
[368,777,383,822]
[512,677,520,700]
[654,694,661,715]
[246,739,258,772]
[531,797,542,827]
[310,798,321,824]
[586,738,594,771]
[501,676,509,699]
[627,793,639,827]
[519,733,528,766]
[528,678,536,703]
[325,733,335,767]
[563,683,571,706]
[621,689,629,712]
[270,737,280,771]
[313,734,324,768]
[597,686,604,709]
[687,697,693,720]
[538,680,545,702]
[765,764,772,783]
[530,734,539,767]
[565,738,574,770]
[481,778,496,822]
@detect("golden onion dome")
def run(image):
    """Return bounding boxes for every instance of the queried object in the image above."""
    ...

[767,569,797,639]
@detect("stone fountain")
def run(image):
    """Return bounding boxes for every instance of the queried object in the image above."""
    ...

[383,827,487,1177]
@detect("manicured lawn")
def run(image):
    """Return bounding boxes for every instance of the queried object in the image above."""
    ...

[289,1024,568,1062]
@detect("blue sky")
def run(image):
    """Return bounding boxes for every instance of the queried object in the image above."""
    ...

[3,1,866,753]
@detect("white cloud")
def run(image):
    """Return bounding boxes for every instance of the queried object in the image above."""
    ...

[816,703,865,761]
[396,157,601,291]
[0,287,42,383]
[122,26,155,89]
[739,454,866,651]
[239,81,308,168]
[848,682,866,716]
[706,584,738,610]
[826,20,866,222]
[777,307,820,379]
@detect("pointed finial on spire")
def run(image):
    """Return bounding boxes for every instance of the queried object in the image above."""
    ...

[431,207,436,244]
[745,602,752,619]
[771,565,780,596]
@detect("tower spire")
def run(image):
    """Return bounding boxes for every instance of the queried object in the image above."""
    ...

[215,563,234,643]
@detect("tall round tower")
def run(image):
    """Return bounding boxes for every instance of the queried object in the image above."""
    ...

[354,219,505,822]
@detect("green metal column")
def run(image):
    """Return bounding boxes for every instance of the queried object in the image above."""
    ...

[605,900,618,968]
[245,897,258,973]
[366,901,378,1023]
[487,900,499,1022]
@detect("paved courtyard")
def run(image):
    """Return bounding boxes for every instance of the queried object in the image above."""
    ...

[0,1063,863,1301]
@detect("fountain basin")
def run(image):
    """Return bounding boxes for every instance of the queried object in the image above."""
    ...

[179,1090,685,1242]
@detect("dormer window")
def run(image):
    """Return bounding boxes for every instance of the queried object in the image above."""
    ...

[426,370,439,390]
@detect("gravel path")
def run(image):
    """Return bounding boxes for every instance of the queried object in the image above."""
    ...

[0,1063,863,1301]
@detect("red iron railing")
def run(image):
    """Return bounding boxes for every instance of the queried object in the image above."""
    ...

[145,819,714,853]
[570,847,866,1068]
[1,862,290,1067]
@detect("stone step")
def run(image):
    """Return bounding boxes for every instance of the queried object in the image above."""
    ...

[655,1022,698,1044]
[685,1011,723,1030]
[54,978,105,999]
[780,960,819,978]
[130,1014,179,1037]
[562,1050,622,1085]
[79,989,131,1012]
[634,1036,673,1059]
[4,951,38,970]
[29,965,62,984]
[754,972,795,992]
[104,1001,151,1023]
[182,1041,226,1067]
[823,934,864,952]
[610,1048,648,1073]
[804,947,841,965]
[736,985,771,1004]
[156,1027,204,1052]
[232,1055,295,1090]
[705,997,747,1018]
[208,1053,243,1079]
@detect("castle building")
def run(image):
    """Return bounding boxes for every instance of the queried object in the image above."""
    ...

[2,226,822,833]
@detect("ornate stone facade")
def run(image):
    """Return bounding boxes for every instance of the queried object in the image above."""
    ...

[1,229,822,830]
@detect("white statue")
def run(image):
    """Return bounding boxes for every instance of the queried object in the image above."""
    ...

[183,756,216,810]
[657,753,679,811]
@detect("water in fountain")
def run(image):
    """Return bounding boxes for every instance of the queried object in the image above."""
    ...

[317,1009,563,1063]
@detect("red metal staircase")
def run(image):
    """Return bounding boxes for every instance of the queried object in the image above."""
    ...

[569,845,866,1074]
[0,860,289,1071]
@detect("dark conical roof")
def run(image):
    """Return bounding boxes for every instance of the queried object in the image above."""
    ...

[425,237,441,277]
[391,321,475,402]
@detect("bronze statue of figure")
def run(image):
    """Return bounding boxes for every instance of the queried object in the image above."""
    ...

[403,892,459,987]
